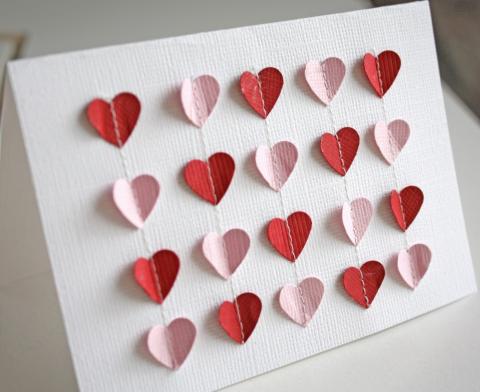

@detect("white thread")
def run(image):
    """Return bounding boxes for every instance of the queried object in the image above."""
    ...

[110,100,167,324]
[192,81,246,342]
[255,69,308,324]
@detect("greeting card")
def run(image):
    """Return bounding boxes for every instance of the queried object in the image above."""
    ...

[0,2,476,391]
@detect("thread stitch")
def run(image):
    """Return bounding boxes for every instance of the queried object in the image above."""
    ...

[192,81,246,342]
[255,69,308,325]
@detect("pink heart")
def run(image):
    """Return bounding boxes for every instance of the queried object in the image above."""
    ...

[279,277,324,326]
[181,75,220,128]
[342,198,373,245]
[255,141,298,191]
[112,174,160,229]
[374,120,410,164]
[305,57,346,105]
[202,229,250,279]
[147,318,196,370]
[397,243,432,289]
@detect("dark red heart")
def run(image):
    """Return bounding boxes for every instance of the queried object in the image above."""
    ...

[86,92,141,147]
[218,292,262,344]
[134,250,180,304]
[267,211,312,262]
[240,67,283,118]
[184,152,235,205]
[390,186,424,231]
[363,50,401,97]
[343,261,385,308]
[319,127,359,176]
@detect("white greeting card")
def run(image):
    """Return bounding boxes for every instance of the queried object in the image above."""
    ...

[0,2,476,391]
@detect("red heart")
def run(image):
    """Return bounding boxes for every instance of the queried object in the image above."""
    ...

[267,211,312,262]
[240,67,283,118]
[86,92,141,147]
[363,50,401,97]
[390,186,424,231]
[134,250,180,304]
[319,127,359,176]
[218,292,262,344]
[343,261,385,308]
[184,152,235,205]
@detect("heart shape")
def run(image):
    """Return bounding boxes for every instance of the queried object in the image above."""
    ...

[374,119,410,164]
[134,250,180,304]
[319,127,360,176]
[218,292,262,344]
[147,318,196,369]
[363,50,401,97]
[113,174,160,228]
[184,152,235,205]
[181,75,220,128]
[202,229,250,279]
[240,67,283,118]
[255,141,298,191]
[397,243,432,289]
[342,198,373,245]
[267,211,312,262]
[279,277,324,326]
[86,92,140,147]
[343,261,385,308]
[305,57,346,105]
[390,186,424,231]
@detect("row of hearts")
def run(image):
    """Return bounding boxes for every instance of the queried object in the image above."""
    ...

[86,50,402,149]
[142,241,431,370]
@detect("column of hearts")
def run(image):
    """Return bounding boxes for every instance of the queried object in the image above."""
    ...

[305,58,385,309]
[364,50,431,289]
[241,66,323,327]
[86,93,196,370]
[180,75,262,344]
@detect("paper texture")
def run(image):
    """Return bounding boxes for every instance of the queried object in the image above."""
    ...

[3,2,476,391]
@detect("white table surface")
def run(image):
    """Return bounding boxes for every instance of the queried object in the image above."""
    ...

[1,1,479,391]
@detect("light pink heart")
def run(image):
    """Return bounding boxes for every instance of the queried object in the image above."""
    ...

[342,198,373,245]
[374,119,410,165]
[255,141,298,191]
[397,243,432,289]
[279,277,324,326]
[147,318,196,370]
[305,57,346,105]
[112,174,160,229]
[202,229,250,279]
[181,75,220,128]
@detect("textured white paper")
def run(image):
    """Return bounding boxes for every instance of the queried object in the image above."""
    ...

[3,3,476,391]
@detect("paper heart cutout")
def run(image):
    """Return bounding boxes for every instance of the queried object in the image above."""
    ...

[202,229,250,279]
[343,261,385,308]
[279,277,324,326]
[363,50,401,97]
[305,57,346,105]
[240,67,283,118]
[255,141,298,191]
[181,75,220,128]
[113,174,160,228]
[319,127,360,176]
[342,198,373,245]
[184,152,235,205]
[219,292,262,344]
[147,318,196,370]
[267,211,312,262]
[134,250,180,304]
[86,92,140,147]
[397,243,432,289]
[390,186,424,231]
[374,120,410,164]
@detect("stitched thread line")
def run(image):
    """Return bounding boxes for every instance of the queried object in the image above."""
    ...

[110,100,167,325]
[192,82,246,343]
[255,69,307,324]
